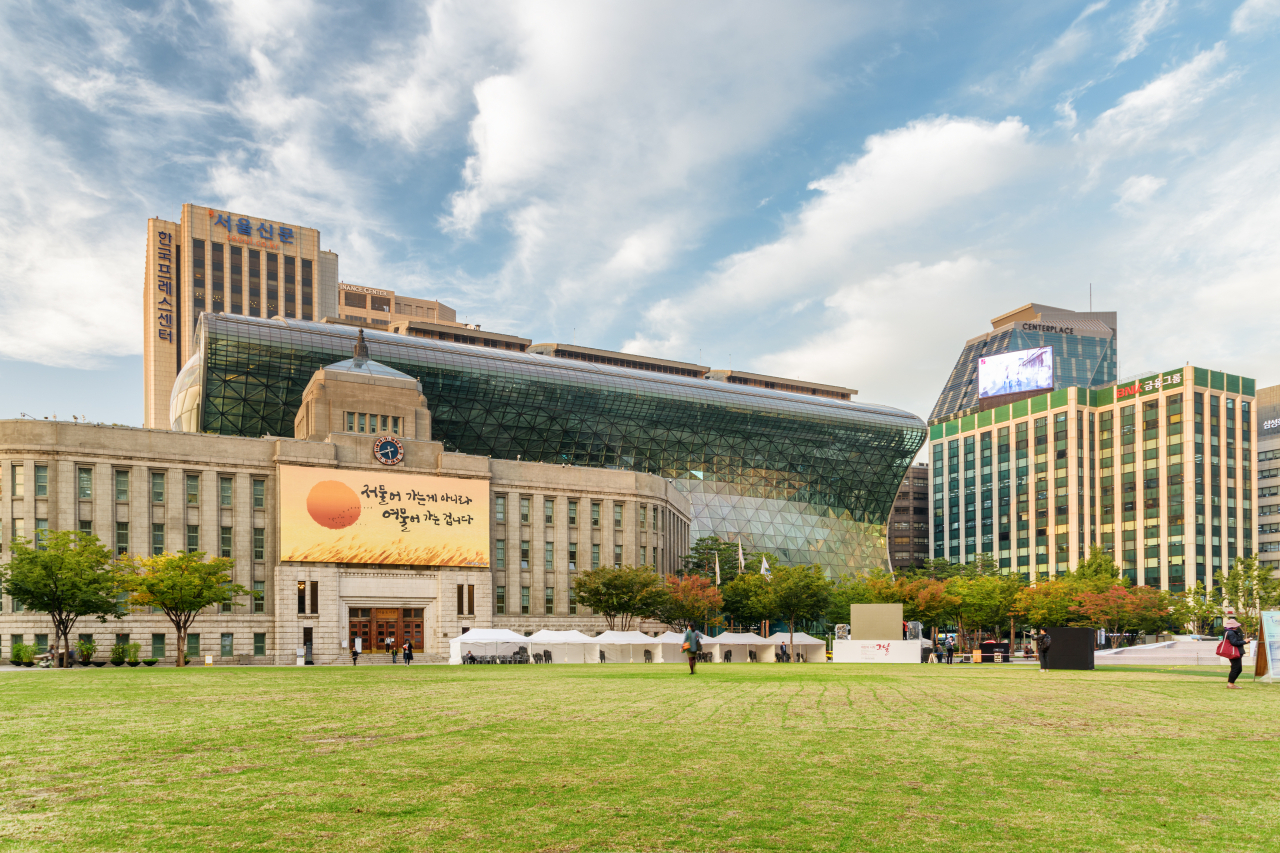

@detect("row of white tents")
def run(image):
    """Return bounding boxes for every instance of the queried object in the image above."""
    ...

[449,629,828,665]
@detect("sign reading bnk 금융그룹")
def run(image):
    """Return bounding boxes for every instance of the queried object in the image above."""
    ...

[1114,369,1184,402]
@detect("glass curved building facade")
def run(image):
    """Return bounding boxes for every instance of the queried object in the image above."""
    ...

[173,314,926,574]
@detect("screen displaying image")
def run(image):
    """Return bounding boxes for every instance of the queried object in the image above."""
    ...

[978,347,1054,399]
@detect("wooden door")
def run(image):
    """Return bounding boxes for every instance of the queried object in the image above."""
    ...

[349,619,371,652]
[374,608,400,653]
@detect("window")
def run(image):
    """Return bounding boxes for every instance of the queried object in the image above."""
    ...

[592,543,600,569]
[34,519,47,550]
[545,586,554,615]
[253,527,265,560]
[152,523,165,555]
[151,633,165,660]
[34,635,48,655]
[495,539,505,568]
[253,633,266,656]
[521,586,530,615]
[310,581,319,615]
[252,581,264,613]
[220,527,232,558]
[545,498,554,525]
[252,479,265,508]
[78,520,92,536]
[614,503,623,529]
[12,519,23,549]
[186,525,199,553]
[78,468,93,499]
[640,505,647,530]
[495,495,506,522]
[12,597,24,613]
[568,542,577,571]
[220,633,234,657]
[11,465,23,497]
[220,477,233,507]
[115,522,129,556]
[495,586,506,614]
[10,634,21,649]
[186,474,200,504]
[34,465,47,497]
[521,540,530,569]
[187,634,200,657]
[520,497,530,524]
[568,588,577,615]
[591,502,601,527]
[346,412,355,432]
[545,541,554,570]
[297,581,306,614]
[614,544,623,567]
[114,470,129,501]
[568,501,578,527]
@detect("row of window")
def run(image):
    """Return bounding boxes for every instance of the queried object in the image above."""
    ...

[493,540,649,570]
[494,496,659,530]
[493,586,578,615]
[345,412,401,435]
[8,632,267,658]
[6,466,266,507]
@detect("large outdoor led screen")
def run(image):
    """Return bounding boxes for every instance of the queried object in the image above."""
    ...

[978,347,1054,399]
[279,465,489,566]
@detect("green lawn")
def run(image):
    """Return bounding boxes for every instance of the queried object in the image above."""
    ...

[0,662,1276,853]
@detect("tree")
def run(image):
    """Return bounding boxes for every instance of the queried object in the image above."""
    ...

[570,565,665,631]
[1012,579,1079,629]
[1217,555,1280,636]
[651,575,723,631]
[721,571,774,627]
[2,531,123,667]
[119,551,245,666]
[1073,547,1121,590]
[768,564,832,661]
[1170,582,1220,634]
[681,536,741,582]
[1070,586,1138,647]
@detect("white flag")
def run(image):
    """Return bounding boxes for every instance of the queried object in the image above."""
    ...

[715,553,721,586]
[738,541,745,573]
[760,555,771,577]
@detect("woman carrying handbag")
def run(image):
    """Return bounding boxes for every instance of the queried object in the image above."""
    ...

[1218,618,1247,688]
[682,626,700,675]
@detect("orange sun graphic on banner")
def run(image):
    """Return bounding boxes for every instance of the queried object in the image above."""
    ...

[306,480,362,530]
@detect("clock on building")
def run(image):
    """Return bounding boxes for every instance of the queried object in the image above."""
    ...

[373,436,405,466]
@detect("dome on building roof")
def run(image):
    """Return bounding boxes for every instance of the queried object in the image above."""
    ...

[323,329,415,381]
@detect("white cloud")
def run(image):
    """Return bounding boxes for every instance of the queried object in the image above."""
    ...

[1114,174,1166,208]
[980,1,1108,102]
[1116,0,1174,63]
[1231,0,1280,33]
[626,116,1040,358]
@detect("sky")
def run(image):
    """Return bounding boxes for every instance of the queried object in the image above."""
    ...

[2,0,1280,428]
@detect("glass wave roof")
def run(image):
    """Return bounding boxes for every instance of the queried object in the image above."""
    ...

[176,314,927,574]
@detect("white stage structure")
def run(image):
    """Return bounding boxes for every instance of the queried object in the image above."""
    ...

[765,631,828,663]
[594,630,662,663]
[448,628,529,664]
[527,629,599,664]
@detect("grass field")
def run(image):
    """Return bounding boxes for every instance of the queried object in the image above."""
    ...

[0,662,1277,853]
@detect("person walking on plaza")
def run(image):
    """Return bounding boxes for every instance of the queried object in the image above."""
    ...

[1036,628,1052,671]
[351,644,360,666]
[683,625,701,674]
[1220,618,1247,688]
[945,637,955,665]
[402,640,414,666]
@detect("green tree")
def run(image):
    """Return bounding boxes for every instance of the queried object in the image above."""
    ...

[1216,555,1280,636]
[1012,578,1078,629]
[721,571,774,627]
[1170,582,1220,634]
[681,536,741,582]
[570,564,665,631]
[119,551,246,667]
[824,569,903,623]
[651,575,723,631]
[769,564,832,661]
[2,531,122,667]
[1073,547,1121,590]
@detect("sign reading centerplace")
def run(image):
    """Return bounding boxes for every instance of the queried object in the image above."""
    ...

[279,465,489,566]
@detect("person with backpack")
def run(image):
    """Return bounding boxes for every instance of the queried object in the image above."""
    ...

[1220,618,1247,688]
[1036,628,1052,671]
[682,625,700,674]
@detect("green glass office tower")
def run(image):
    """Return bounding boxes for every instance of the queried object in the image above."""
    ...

[172,315,926,575]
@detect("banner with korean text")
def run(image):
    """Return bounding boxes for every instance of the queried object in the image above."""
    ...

[279,465,489,566]
[1257,611,1280,684]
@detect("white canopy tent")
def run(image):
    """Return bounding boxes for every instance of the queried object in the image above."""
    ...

[655,630,707,663]
[594,630,662,663]
[448,628,528,664]
[703,632,769,663]
[528,629,599,664]
[764,631,828,663]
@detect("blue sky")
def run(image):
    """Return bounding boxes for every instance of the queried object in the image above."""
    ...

[3,0,1279,427]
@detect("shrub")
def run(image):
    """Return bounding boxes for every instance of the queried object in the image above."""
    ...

[126,642,141,663]
[76,639,98,662]
[11,642,35,664]
[109,643,127,664]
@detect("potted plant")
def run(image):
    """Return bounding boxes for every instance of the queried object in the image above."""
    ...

[126,642,142,667]
[142,658,158,667]
[76,639,98,667]
[10,642,33,667]
[109,644,127,666]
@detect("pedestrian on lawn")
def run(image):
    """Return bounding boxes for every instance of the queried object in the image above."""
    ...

[351,645,360,666]
[1036,628,1052,671]
[682,625,700,674]
[389,637,398,664]
[945,637,955,665]
[1221,618,1247,689]
[402,640,414,666]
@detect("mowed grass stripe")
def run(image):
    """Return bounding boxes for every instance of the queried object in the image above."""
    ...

[0,664,1277,853]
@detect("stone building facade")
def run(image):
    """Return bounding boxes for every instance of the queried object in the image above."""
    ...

[2,344,690,665]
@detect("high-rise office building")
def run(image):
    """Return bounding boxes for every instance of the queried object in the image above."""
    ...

[927,366,1256,593]
[1255,384,1280,573]
[144,205,339,429]
[930,303,1117,424]
[888,462,930,570]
